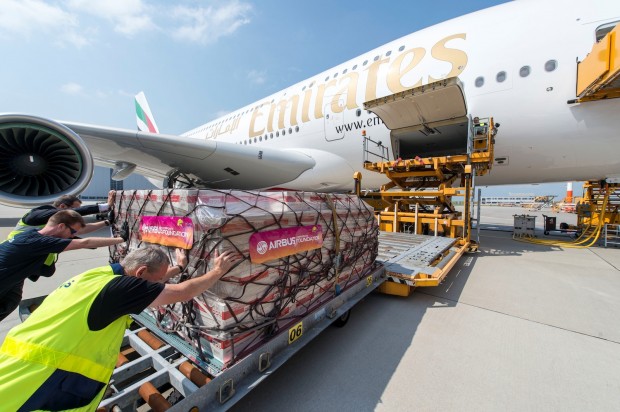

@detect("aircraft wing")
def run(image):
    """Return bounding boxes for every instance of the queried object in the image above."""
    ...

[0,114,315,206]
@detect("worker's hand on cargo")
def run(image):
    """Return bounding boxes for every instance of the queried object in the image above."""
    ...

[107,190,115,208]
[119,221,130,242]
[107,209,115,225]
[175,248,188,269]
[211,250,242,278]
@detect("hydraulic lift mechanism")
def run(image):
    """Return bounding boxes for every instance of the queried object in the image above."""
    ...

[358,77,497,294]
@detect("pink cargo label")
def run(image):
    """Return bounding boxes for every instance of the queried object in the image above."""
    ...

[249,225,323,264]
[139,216,194,249]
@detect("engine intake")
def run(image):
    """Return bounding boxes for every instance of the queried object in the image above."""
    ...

[0,115,94,207]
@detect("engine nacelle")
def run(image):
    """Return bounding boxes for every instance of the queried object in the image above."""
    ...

[0,114,94,207]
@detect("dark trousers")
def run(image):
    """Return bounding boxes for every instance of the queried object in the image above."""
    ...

[0,280,24,321]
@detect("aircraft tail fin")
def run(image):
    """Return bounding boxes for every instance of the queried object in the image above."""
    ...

[135,91,159,133]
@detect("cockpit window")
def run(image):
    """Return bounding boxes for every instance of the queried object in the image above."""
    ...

[596,21,619,42]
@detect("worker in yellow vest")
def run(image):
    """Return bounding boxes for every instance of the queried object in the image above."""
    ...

[8,192,115,241]
[0,246,240,411]
[0,210,126,321]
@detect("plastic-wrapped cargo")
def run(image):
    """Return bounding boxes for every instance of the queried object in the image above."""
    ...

[110,189,378,365]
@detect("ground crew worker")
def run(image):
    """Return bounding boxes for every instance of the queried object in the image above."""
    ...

[8,191,115,240]
[0,210,126,321]
[0,246,240,411]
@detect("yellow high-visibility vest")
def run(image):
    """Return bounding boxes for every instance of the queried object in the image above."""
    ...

[0,266,131,411]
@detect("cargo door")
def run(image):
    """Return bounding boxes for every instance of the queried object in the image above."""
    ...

[323,97,345,141]
[363,77,468,159]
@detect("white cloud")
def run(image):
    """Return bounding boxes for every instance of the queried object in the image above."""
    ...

[61,82,84,95]
[247,70,266,85]
[0,0,89,46]
[214,110,231,119]
[172,1,252,44]
[0,0,251,47]
[67,0,156,36]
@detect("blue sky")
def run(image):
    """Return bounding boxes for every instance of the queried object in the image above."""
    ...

[0,0,576,199]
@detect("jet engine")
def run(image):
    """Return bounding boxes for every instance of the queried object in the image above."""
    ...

[0,115,94,207]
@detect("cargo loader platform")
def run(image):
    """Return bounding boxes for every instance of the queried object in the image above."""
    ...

[377,232,465,288]
[358,77,497,294]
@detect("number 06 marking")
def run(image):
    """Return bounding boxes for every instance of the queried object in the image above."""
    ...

[288,321,303,344]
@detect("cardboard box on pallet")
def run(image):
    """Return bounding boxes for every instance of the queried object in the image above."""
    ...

[111,189,378,366]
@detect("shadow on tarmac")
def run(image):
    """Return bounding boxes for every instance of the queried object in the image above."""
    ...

[231,253,476,411]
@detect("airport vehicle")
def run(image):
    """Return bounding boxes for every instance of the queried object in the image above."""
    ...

[0,1,620,208]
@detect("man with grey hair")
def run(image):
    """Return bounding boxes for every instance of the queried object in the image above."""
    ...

[0,246,241,411]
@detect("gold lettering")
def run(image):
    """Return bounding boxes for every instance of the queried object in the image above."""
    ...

[331,72,359,113]
[301,88,312,123]
[387,47,425,93]
[267,103,276,133]
[365,57,390,102]
[428,33,468,82]
[276,95,300,129]
[314,79,337,119]
[249,106,266,137]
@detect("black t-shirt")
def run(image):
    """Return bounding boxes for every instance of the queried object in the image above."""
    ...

[21,204,101,227]
[87,264,165,331]
[0,229,71,293]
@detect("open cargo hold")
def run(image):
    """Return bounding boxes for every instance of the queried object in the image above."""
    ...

[110,189,379,365]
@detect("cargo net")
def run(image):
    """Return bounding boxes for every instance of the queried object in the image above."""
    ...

[109,189,378,366]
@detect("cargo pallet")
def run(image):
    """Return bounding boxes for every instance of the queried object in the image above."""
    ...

[16,230,460,411]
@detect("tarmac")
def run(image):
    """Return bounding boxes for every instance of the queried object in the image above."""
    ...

[1,204,619,411]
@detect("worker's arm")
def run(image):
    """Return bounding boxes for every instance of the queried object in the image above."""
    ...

[162,248,189,282]
[149,251,241,307]
[76,220,111,235]
[63,236,124,251]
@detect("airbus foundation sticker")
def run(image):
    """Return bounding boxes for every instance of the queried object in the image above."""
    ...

[249,225,323,263]
[140,216,194,249]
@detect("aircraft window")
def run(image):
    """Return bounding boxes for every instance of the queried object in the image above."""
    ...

[356,109,362,117]
[244,140,247,145]
[496,71,506,82]
[334,72,338,78]
[259,136,262,141]
[399,45,405,51]
[289,127,292,134]
[325,76,329,81]
[353,65,358,70]
[343,69,348,74]
[254,138,257,143]
[374,55,379,61]
[596,21,619,42]
[309,81,315,87]
[264,134,268,140]
[270,133,273,138]
[475,76,484,87]
[276,131,279,137]
[363,60,368,66]
[386,51,392,56]
[519,66,531,77]
[302,86,306,91]
[295,126,299,132]
[544,60,557,72]
[282,129,286,136]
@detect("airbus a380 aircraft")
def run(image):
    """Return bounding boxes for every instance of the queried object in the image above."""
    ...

[0,0,619,207]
